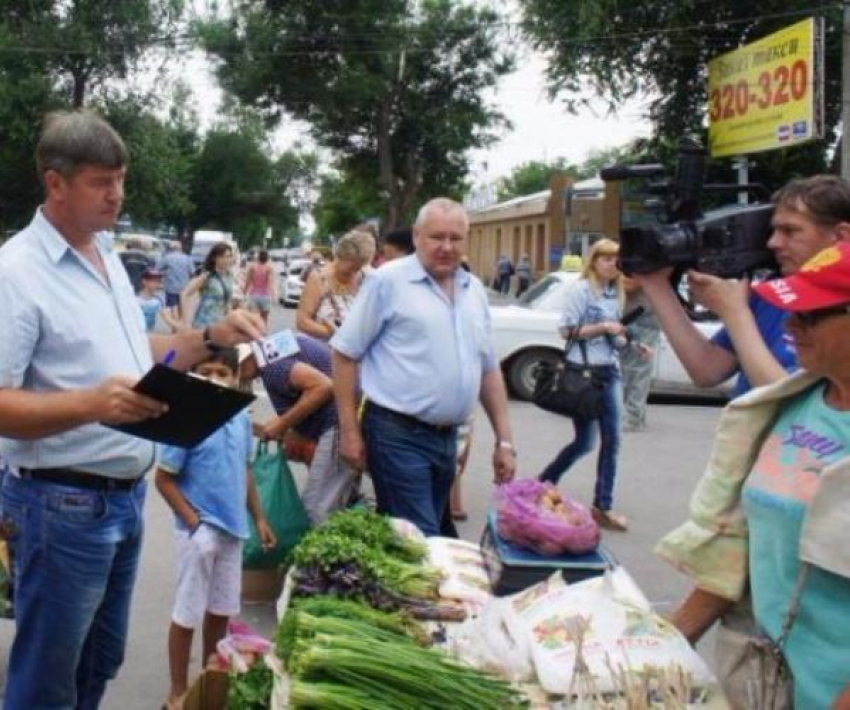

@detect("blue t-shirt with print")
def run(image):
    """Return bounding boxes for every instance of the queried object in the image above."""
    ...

[159,409,253,539]
[743,383,850,709]
[711,293,796,396]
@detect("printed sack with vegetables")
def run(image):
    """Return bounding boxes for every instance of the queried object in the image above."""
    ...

[496,479,600,555]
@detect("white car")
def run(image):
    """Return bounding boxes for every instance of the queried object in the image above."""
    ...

[279,259,310,307]
[490,271,732,401]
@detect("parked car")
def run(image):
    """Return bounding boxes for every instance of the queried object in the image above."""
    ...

[118,249,155,293]
[280,258,310,307]
[490,271,732,401]
[190,230,236,268]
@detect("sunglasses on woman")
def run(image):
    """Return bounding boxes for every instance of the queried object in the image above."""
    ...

[788,304,850,328]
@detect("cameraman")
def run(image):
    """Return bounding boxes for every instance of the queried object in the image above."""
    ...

[635,175,850,395]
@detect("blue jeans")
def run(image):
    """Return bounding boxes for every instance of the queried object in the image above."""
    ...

[538,366,622,511]
[0,474,146,710]
[363,406,456,536]
[498,274,511,295]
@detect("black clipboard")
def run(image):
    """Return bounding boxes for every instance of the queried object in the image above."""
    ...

[107,364,255,448]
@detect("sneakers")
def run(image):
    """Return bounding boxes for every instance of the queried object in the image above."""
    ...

[591,506,629,532]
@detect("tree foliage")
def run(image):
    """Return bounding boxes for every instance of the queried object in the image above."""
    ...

[312,170,386,241]
[496,158,579,201]
[0,74,62,233]
[104,97,195,230]
[198,0,514,230]
[189,112,318,248]
[0,0,184,107]
[521,1,841,176]
[0,1,190,232]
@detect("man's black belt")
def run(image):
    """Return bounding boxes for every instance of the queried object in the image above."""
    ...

[19,467,143,491]
[369,403,456,434]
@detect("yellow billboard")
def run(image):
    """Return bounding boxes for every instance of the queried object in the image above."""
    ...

[707,18,823,157]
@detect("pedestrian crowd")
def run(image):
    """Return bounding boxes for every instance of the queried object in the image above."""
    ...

[0,110,848,709]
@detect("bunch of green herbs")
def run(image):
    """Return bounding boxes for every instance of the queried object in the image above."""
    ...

[291,510,441,600]
[282,611,526,709]
[225,661,273,710]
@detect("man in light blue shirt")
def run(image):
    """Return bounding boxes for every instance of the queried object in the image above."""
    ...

[331,198,516,535]
[157,240,196,310]
[0,111,264,709]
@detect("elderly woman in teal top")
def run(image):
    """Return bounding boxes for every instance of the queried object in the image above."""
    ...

[184,242,234,327]
[658,243,850,709]
[537,239,631,531]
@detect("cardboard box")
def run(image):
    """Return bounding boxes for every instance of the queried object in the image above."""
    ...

[182,669,229,710]
[241,567,285,604]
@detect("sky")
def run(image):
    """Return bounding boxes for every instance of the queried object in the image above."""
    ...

[466,52,652,184]
[179,41,653,189]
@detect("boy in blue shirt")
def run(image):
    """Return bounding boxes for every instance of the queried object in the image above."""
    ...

[155,347,276,709]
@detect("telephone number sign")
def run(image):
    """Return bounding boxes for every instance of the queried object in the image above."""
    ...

[707,17,823,157]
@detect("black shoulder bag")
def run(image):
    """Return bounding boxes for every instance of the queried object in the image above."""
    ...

[532,318,607,420]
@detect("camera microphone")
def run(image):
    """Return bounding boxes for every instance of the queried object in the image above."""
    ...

[600,164,666,181]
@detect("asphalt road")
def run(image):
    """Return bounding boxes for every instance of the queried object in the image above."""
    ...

[0,300,725,708]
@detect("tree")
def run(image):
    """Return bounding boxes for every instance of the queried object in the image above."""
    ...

[198,0,513,231]
[0,74,63,233]
[104,98,195,231]
[0,1,188,231]
[190,121,317,249]
[521,1,841,173]
[496,158,579,201]
[5,0,185,107]
[578,143,653,179]
[312,170,386,241]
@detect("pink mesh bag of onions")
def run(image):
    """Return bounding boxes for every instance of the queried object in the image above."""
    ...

[495,479,600,555]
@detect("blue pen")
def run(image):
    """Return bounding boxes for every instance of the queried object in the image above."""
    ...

[162,349,177,367]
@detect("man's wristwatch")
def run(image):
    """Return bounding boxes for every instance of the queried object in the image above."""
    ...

[496,440,517,455]
[202,326,224,353]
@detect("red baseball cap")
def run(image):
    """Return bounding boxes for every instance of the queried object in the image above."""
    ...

[752,243,850,311]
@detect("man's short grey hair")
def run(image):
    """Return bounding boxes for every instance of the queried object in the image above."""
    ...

[414,198,468,230]
[36,110,128,181]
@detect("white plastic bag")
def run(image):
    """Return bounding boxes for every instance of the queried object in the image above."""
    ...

[515,567,716,699]
[449,596,535,682]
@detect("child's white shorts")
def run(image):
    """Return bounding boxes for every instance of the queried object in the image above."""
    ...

[172,523,243,629]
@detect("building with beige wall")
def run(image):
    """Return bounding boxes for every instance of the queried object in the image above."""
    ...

[467,173,614,284]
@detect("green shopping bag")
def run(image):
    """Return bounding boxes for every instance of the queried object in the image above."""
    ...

[243,441,310,570]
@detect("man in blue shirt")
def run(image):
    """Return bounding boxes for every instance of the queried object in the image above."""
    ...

[635,175,850,396]
[157,240,196,312]
[331,198,516,536]
[0,111,264,709]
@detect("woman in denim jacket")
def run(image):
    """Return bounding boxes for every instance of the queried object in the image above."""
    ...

[537,239,630,530]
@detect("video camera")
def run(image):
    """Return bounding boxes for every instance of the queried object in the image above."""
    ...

[600,141,776,278]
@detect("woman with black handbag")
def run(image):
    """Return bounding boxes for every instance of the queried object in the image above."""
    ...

[536,239,630,531]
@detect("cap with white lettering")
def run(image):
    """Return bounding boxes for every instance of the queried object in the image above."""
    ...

[752,243,850,311]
